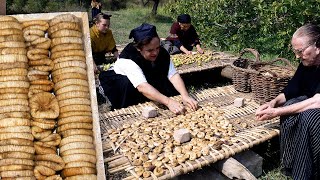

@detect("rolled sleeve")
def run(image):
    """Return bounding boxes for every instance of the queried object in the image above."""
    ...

[168,59,177,79]
[113,58,147,88]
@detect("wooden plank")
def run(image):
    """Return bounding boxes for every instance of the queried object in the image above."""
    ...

[214,157,257,180]
[11,12,106,180]
[233,150,263,177]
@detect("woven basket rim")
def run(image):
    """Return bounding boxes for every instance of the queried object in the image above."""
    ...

[251,57,296,77]
[230,48,261,74]
[230,63,259,74]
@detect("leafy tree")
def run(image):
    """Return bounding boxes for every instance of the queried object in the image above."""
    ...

[8,0,26,14]
[7,0,90,14]
[24,0,48,13]
[165,0,320,58]
[44,1,63,12]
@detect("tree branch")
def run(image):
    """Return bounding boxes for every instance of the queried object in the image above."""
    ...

[141,0,150,6]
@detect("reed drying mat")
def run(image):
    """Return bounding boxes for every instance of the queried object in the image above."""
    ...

[173,51,238,74]
[100,85,279,179]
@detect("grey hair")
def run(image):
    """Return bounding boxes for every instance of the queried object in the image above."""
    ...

[293,23,320,47]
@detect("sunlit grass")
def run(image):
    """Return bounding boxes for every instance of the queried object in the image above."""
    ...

[103,7,173,45]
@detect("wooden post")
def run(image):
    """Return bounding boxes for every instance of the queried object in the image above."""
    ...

[0,0,6,15]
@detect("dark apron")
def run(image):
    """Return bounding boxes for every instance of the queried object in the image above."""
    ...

[99,70,178,109]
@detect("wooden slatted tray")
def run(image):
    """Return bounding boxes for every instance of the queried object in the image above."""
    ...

[100,85,279,179]
[174,51,237,74]
[99,85,249,134]
[99,51,236,76]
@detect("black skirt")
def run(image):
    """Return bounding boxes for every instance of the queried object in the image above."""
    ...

[280,96,320,180]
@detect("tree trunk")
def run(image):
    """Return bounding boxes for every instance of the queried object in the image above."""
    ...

[151,0,159,15]
[141,0,150,6]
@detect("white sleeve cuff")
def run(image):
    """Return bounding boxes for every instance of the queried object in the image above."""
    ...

[168,59,177,79]
[113,58,147,88]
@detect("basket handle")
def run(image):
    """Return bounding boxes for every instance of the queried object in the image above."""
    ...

[269,58,296,71]
[255,58,296,77]
[239,48,261,63]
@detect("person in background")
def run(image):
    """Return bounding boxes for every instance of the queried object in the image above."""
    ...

[99,23,198,113]
[91,0,102,21]
[90,13,119,73]
[164,14,204,55]
[255,24,320,180]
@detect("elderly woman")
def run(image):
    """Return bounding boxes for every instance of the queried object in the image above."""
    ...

[165,14,204,55]
[99,23,198,114]
[256,24,320,180]
[90,13,119,71]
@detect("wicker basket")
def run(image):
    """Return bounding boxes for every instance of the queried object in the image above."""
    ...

[231,48,260,93]
[250,58,296,104]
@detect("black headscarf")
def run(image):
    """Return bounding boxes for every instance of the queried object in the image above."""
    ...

[102,13,112,20]
[177,14,191,23]
[129,23,158,42]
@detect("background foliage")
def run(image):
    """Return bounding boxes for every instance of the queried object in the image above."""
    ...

[164,0,320,59]
[7,0,90,14]
[6,0,172,14]
[6,0,320,59]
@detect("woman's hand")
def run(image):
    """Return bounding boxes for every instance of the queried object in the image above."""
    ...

[196,44,204,54]
[256,103,270,114]
[167,98,185,115]
[255,100,277,121]
[182,95,198,111]
[197,47,204,54]
[185,51,192,55]
[256,107,279,121]
[256,100,276,112]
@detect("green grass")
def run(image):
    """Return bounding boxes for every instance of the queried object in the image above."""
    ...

[253,139,292,180]
[102,7,173,45]
[260,167,292,180]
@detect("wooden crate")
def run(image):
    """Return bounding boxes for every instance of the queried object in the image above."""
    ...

[11,12,106,180]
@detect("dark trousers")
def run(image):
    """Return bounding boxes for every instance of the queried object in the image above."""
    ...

[280,96,320,180]
[91,8,101,20]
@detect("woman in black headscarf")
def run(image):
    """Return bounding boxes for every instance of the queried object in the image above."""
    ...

[99,23,198,113]
[165,14,204,55]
